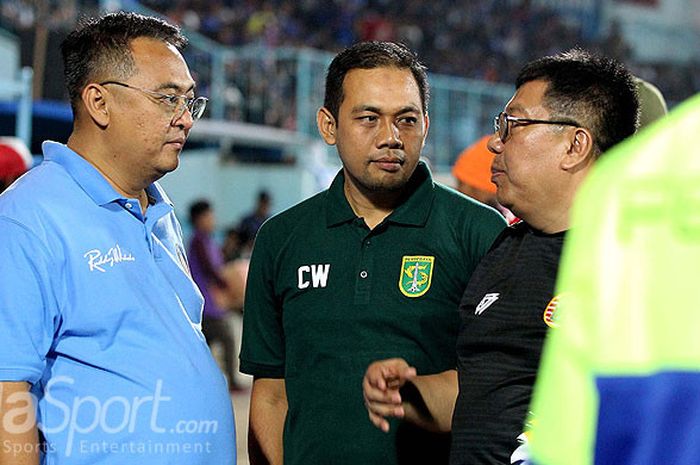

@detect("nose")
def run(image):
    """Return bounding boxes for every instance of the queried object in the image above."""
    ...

[377,119,402,149]
[487,132,503,155]
[172,105,195,130]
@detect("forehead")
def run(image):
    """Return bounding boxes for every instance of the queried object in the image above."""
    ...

[129,37,194,90]
[340,67,422,112]
[506,79,550,116]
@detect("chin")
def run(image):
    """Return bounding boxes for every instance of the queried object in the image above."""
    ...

[160,153,181,173]
[366,178,408,193]
[495,193,513,211]
[150,164,178,183]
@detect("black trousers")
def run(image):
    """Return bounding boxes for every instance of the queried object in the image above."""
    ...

[202,316,237,388]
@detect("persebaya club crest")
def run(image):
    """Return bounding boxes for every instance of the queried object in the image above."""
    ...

[399,256,435,298]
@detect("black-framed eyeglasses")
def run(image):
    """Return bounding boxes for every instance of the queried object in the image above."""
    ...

[493,111,580,142]
[99,81,208,122]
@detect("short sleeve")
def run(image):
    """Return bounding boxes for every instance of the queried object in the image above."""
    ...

[0,217,61,384]
[239,223,285,378]
[465,206,507,267]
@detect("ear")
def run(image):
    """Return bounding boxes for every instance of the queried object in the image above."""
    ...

[317,107,337,145]
[421,112,430,147]
[80,83,111,128]
[561,127,594,171]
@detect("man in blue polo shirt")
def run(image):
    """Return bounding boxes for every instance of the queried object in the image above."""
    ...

[0,12,235,465]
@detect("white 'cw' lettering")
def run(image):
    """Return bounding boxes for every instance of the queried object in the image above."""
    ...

[297,264,331,289]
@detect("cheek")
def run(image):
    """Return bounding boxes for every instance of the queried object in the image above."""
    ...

[137,120,170,146]
[503,154,551,197]
[402,126,425,143]
[337,132,369,161]
[500,156,529,191]
[133,108,170,131]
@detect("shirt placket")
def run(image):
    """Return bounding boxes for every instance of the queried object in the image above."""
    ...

[353,218,376,305]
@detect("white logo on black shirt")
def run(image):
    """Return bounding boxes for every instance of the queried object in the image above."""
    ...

[475,293,500,315]
[297,264,331,289]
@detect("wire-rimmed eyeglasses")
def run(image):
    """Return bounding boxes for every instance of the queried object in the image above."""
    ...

[493,111,580,142]
[100,81,208,122]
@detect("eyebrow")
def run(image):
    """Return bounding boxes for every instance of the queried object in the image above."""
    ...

[351,105,421,115]
[505,103,526,115]
[154,81,196,94]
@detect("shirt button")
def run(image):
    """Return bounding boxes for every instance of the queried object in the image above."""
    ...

[125,203,133,209]
[360,270,368,279]
[364,240,371,246]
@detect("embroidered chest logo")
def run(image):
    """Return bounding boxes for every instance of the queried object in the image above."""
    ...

[84,244,135,273]
[297,264,331,289]
[399,255,434,298]
[543,294,563,328]
[475,292,500,315]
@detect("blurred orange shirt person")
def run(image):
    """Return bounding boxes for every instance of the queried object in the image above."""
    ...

[452,135,496,205]
[452,135,518,224]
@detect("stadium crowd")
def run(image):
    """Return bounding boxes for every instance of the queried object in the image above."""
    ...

[140,0,698,101]
[1,0,698,121]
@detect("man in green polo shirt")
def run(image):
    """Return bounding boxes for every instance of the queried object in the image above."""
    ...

[240,41,505,465]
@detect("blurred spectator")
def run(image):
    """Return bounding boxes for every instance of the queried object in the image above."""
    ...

[188,199,242,391]
[0,136,32,193]
[452,135,497,206]
[0,0,83,32]
[452,135,517,223]
[598,20,632,62]
[238,189,271,248]
[634,76,668,129]
[221,225,244,263]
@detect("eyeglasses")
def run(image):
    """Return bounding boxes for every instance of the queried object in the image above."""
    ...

[493,111,580,142]
[100,81,208,122]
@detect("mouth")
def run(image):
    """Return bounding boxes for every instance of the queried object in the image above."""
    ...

[490,167,505,183]
[371,155,404,172]
[166,137,187,149]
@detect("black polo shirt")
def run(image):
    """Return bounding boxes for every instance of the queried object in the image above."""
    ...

[451,222,565,465]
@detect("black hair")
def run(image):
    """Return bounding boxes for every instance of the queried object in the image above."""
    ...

[189,199,211,225]
[516,48,639,155]
[61,11,187,114]
[323,41,430,120]
[258,190,271,203]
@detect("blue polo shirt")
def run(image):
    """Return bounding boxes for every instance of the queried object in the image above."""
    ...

[0,142,235,465]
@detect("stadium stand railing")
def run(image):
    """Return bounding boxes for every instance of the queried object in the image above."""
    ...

[106,0,514,169]
[531,0,601,39]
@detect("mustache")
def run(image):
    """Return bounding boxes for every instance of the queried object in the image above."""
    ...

[370,151,405,164]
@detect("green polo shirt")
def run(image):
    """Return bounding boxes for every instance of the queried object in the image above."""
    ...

[240,161,505,465]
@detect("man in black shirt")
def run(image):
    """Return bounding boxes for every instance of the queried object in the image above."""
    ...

[362,49,640,464]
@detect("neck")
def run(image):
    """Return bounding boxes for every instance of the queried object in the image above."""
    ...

[523,205,570,234]
[518,162,592,234]
[68,132,150,211]
[518,182,581,235]
[343,177,404,230]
